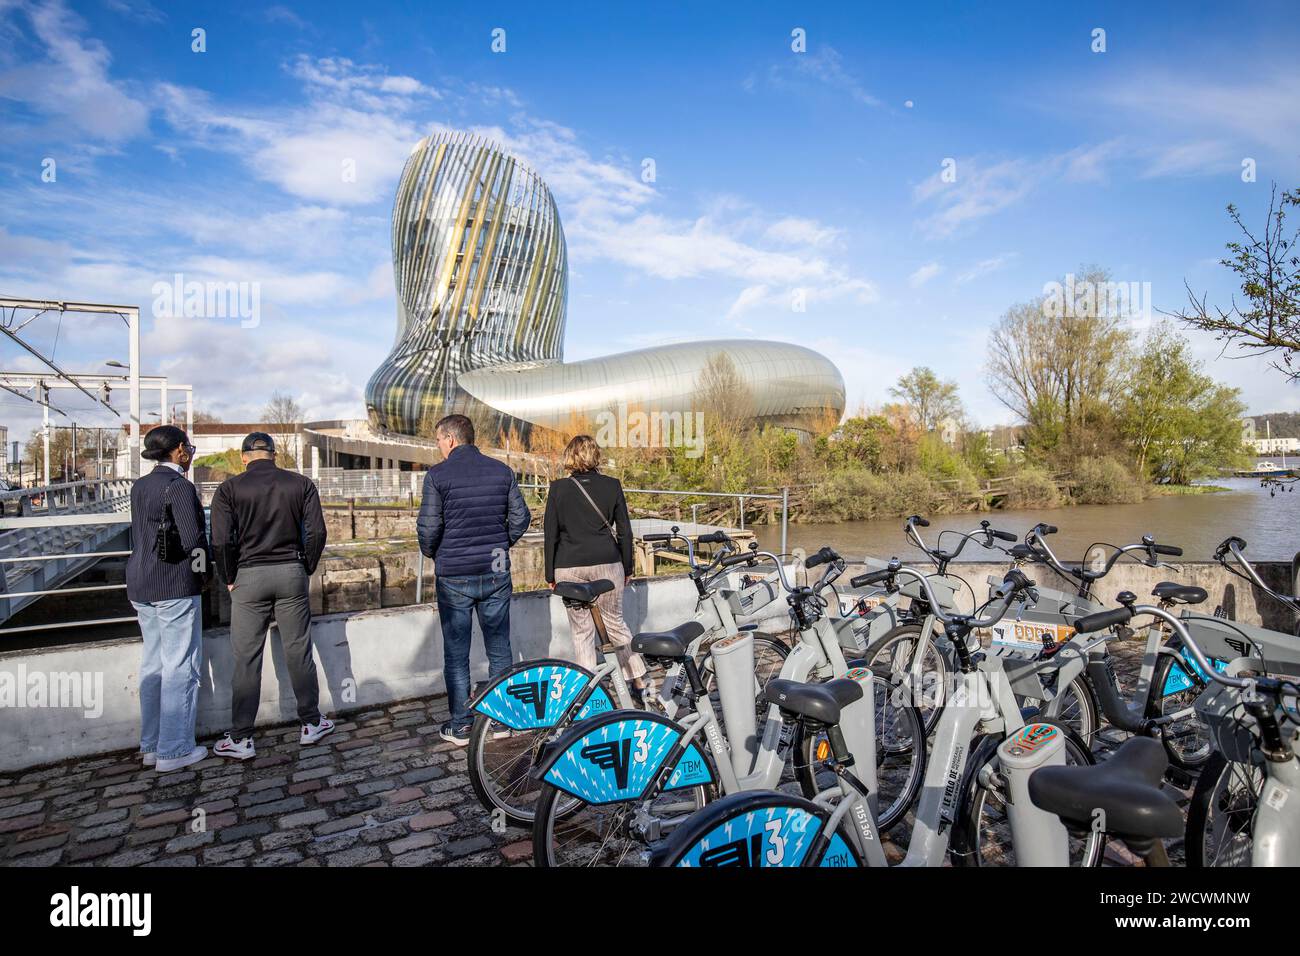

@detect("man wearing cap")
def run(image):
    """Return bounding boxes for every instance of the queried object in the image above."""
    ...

[209,432,331,759]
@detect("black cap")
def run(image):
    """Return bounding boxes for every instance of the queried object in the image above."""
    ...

[241,431,276,453]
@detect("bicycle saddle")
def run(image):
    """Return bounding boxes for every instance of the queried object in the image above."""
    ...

[630,621,705,659]
[1151,581,1207,605]
[1027,737,1183,840]
[553,580,615,605]
[763,678,862,726]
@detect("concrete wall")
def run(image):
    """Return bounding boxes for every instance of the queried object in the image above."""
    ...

[0,575,703,772]
[914,560,1298,634]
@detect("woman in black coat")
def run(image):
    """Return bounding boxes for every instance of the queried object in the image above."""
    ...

[126,425,210,773]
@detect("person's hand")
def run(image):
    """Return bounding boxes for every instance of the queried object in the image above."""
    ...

[227,583,236,592]
[548,581,556,590]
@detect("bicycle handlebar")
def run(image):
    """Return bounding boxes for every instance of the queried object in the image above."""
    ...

[856,562,1034,629]
[1075,600,1256,691]
[906,515,1019,566]
[805,546,839,569]
[1024,523,1182,583]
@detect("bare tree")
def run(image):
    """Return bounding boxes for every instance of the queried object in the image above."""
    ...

[696,351,754,448]
[987,267,1131,452]
[1173,184,1300,377]
[262,391,303,469]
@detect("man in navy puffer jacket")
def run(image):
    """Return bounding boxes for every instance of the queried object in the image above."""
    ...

[417,414,531,744]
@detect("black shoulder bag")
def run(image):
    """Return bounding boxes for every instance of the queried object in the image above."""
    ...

[155,479,186,564]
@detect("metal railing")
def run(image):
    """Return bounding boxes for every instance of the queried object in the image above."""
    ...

[414,483,790,604]
[0,548,134,635]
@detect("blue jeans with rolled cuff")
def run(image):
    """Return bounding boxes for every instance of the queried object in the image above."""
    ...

[435,571,514,728]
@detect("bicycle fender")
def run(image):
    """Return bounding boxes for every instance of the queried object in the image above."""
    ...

[470,659,612,730]
[534,710,699,805]
[652,791,853,868]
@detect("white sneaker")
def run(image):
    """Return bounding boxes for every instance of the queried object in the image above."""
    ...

[141,752,157,767]
[155,745,207,773]
[214,733,256,761]
[489,721,511,740]
[300,716,335,745]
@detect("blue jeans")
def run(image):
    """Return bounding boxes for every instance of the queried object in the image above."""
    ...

[133,595,203,760]
[435,571,514,728]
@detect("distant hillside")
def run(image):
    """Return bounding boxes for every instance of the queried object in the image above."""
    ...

[1248,413,1300,439]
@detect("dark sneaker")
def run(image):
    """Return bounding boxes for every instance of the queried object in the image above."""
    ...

[488,720,511,740]
[439,722,471,746]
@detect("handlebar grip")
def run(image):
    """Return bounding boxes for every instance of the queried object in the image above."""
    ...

[1152,544,1182,557]
[1074,606,1135,634]
[696,531,729,544]
[850,570,892,588]
[721,553,756,568]
[643,533,671,542]
[991,529,1017,542]
[1037,524,1058,535]
[908,515,930,528]
[805,547,839,569]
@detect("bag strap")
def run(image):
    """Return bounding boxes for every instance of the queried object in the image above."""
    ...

[569,476,619,543]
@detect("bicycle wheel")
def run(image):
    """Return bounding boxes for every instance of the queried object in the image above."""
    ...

[1185,750,1262,867]
[953,723,1104,867]
[532,782,711,867]
[863,623,949,736]
[1037,671,1100,746]
[1147,653,1214,769]
[651,789,863,867]
[792,673,926,833]
[467,714,581,828]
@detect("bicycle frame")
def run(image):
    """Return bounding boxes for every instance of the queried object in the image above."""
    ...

[1083,601,1300,866]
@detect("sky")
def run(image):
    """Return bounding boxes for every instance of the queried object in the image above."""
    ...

[1,0,1298,447]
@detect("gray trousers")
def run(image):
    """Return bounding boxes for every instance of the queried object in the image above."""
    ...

[229,561,320,740]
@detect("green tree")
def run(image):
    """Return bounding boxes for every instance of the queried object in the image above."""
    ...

[1120,323,1249,483]
[889,367,961,433]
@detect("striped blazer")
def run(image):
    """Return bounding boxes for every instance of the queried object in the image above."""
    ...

[125,465,210,604]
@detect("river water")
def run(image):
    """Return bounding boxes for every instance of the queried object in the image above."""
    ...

[753,477,1300,563]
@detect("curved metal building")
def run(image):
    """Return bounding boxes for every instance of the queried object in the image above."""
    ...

[366,133,845,439]
[458,340,844,432]
[366,132,567,435]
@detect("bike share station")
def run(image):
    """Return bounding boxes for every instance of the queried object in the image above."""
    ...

[449,514,1298,900]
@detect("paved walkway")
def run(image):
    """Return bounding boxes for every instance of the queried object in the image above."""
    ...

[0,697,527,867]
[0,637,1189,867]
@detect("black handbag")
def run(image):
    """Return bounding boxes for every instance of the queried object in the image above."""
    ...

[155,481,186,563]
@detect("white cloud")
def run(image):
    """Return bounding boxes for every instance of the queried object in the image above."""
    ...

[955,253,1016,284]
[0,0,150,142]
[763,46,882,108]
[908,262,942,287]
[765,217,840,247]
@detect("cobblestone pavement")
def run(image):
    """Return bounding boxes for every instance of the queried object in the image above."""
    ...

[0,633,1193,867]
[0,698,527,868]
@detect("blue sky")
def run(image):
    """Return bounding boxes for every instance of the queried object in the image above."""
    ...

[1,0,1298,443]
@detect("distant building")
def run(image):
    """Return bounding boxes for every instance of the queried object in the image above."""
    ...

[118,422,304,474]
[1251,436,1300,456]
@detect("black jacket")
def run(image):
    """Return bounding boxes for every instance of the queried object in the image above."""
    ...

[209,459,327,583]
[126,465,209,604]
[543,471,633,583]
